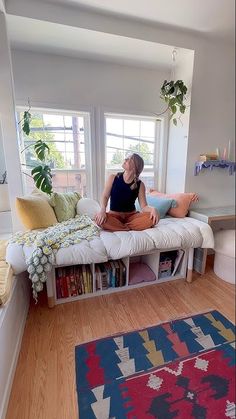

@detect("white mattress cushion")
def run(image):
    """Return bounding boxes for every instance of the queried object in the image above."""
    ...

[100,217,214,259]
[6,217,214,274]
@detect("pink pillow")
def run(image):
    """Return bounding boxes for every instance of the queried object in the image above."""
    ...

[149,190,198,218]
[129,262,156,285]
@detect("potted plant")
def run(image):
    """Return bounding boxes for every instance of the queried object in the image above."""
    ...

[19,109,53,195]
[160,80,188,126]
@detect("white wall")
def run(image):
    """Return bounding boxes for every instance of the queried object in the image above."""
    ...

[166,49,194,193]
[185,41,235,207]
[12,50,170,114]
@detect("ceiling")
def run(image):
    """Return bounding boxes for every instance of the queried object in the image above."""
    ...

[40,0,235,42]
[5,0,233,70]
[7,15,193,70]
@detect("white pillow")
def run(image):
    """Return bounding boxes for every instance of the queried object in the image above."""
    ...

[76,198,101,219]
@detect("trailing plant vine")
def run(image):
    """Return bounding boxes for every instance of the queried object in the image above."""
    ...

[160,80,188,126]
[19,106,53,195]
[0,171,7,185]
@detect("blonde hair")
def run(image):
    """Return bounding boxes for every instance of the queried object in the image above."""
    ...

[130,153,144,190]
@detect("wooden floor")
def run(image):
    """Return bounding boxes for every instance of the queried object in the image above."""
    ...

[6,259,235,419]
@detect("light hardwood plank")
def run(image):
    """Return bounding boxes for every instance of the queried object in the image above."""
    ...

[6,259,235,419]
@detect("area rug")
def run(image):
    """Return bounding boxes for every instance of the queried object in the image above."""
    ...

[75,310,235,418]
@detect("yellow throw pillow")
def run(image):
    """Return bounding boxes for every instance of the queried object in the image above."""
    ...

[16,196,58,230]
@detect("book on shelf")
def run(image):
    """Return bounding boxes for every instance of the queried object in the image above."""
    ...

[95,259,126,290]
[75,266,83,295]
[110,260,117,287]
[118,259,126,286]
[171,250,185,276]
[95,265,101,291]
[56,264,94,298]
[82,265,88,294]
[57,267,69,298]
[95,264,108,290]
[69,266,78,297]
[56,268,62,299]
[113,260,120,287]
[103,261,114,287]
[86,265,93,293]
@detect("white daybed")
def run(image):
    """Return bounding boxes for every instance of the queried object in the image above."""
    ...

[6,217,214,307]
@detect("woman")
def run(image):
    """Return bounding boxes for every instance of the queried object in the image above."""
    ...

[94,153,159,232]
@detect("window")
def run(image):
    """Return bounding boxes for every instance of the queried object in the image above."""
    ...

[105,114,161,190]
[17,110,92,196]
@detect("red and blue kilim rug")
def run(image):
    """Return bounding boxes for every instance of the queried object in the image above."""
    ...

[75,310,235,418]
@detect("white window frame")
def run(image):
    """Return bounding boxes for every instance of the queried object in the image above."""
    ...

[100,111,166,194]
[17,106,95,198]
[16,105,168,201]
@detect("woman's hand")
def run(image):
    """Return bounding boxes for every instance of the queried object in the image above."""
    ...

[149,207,159,225]
[94,209,107,226]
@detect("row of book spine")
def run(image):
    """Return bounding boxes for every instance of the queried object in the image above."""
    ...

[56,265,93,299]
[95,260,126,291]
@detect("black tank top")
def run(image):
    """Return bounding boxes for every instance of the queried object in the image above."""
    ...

[110,173,141,212]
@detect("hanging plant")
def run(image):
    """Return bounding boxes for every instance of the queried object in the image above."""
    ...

[160,80,188,126]
[19,104,53,195]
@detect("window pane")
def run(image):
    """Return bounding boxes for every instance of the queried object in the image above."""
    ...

[65,142,74,153]
[140,172,155,189]
[52,170,87,196]
[140,141,155,153]
[106,148,124,167]
[44,114,64,126]
[17,110,90,196]
[65,133,73,142]
[123,138,140,151]
[140,121,155,138]
[106,135,123,149]
[105,114,158,189]
[124,119,139,137]
[106,118,123,135]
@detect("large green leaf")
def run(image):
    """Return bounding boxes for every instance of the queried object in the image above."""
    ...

[31,165,53,195]
[169,97,177,106]
[173,118,177,126]
[34,140,50,161]
[22,111,31,136]
[170,105,177,114]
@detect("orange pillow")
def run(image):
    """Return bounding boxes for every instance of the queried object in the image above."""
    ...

[149,190,198,218]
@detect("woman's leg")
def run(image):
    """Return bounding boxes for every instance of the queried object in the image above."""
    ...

[125,212,154,231]
[101,213,129,232]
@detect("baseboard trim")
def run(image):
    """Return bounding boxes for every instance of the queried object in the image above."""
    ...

[0,277,30,419]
